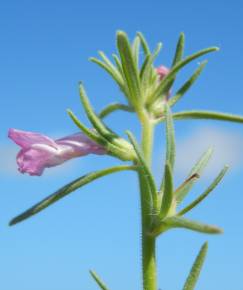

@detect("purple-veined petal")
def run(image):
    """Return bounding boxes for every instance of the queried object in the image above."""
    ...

[9,129,106,176]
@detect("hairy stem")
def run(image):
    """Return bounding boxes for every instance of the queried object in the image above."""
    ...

[138,112,157,290]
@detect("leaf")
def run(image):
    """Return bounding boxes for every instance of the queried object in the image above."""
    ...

[166,32,185,90]
[178,166,229,215]
[172,32,185,66]
[164,104,176,170]
[137,32,151,56]
[78,83,136,159]
[112,53,124,75]
[9,165,137,226]
[169,61,207,107]
[98,51,117,71]
[127,131,158,209]
[163,216,223,234]
[173,110,243,123]
[117,31,141,108]
[90,270,110,290]
[150,46,219,103]
[140,42,162,96]
[132,35,141,67]
[79,83,118,142]
[175,148,213,204]
[89,57,125,92]
[67,109,106,145]
[160,164,174,219]
[159,104,176,194]
[182,242,208,290]
[99,103,134,119]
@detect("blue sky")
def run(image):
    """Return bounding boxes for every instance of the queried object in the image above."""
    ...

[0,1,243,290]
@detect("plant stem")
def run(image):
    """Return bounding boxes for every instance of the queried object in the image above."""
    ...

[138,112,157,290]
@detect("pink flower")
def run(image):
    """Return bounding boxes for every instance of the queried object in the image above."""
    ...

[156,65,170,81]
[8,128,106,176]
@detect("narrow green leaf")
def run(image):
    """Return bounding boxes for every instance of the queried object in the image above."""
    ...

[112,53,125,75]
[139,55,150,80]
[89,57,124,91]
[178,166,229,216]
[165,104,176,170]
[169,61,207,107]
[137,32,151,56]
[159,104,176,195]
[160,164,174,219]
[150,46,219,102]
[127,131,158,209]
[164,216,223,234]
[132,35,141,67]
[9,165,137,226]
[90,270,110,290]
[173,110,243,123]
[112,53,130,98]
[172,32,185,65]
[79,83,117,141]
[182,242,208,290]
[140,42,162,95]
[67,109,105,145]
[99,103,134,119]
[98,51,117,71]
[117,31,141,108]
[175,148,213,204]
[164,32,185,92]
[79,83,135,158]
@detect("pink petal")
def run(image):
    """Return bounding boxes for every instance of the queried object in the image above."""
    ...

[8,128,57,149]
[9,129,106,176]
[17,145,61,176]
[156,65,170,80]
[56,132,106,156]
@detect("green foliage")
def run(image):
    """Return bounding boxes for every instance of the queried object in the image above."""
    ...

[182,243,208,290]
[172,32,185,65]
[160,164,174,219]
[164,104,176,171]
[90,270,110,290]
[116,31,142,110]
[175,147,213,204]
[10,165,137,226]
[173,110,243,123]
[169,61,207,107]
[178,166,228,215]
[10,30,243,290]
[149,46,219,104]
[127,131,158,210]
[151,216,222,236]
[98,103,134,119]
[137,32,151,56]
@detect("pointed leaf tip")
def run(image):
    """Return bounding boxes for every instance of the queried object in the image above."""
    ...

[9,165,136,226]
[182,242,208,290]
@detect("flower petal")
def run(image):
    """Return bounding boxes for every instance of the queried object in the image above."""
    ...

[10,130,106,176]
[8,128,57,149]
[56,132,106,156]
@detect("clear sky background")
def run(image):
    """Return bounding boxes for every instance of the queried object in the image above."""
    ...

[0,1,243,290]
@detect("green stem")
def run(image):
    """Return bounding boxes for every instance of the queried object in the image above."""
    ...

[138,112,157,290]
